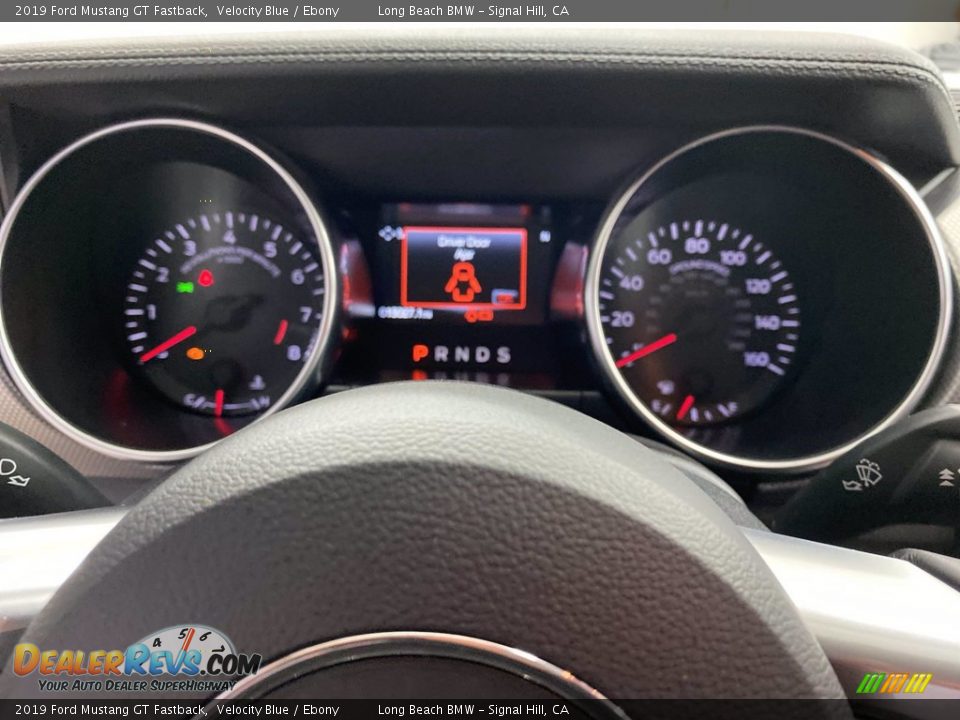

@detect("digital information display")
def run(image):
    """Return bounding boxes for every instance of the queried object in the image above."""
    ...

[374,203,553,327]
[400,226,528,312]
[339,201,587,388]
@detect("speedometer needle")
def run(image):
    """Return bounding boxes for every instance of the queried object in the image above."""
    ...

[140,325,198,364]
[615,332,678,368]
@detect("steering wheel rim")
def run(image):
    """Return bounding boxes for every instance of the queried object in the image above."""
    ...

[1,382,845,702]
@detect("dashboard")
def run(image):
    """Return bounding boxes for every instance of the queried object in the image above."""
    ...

[5,28,960,709]
[0,28,958,495]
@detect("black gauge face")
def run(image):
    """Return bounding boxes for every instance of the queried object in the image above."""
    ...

[598,218,800,426]
[122,210,326,417]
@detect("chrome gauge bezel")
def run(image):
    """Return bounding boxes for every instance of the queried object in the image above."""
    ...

[585,125,953,473]
[0,118,340,463]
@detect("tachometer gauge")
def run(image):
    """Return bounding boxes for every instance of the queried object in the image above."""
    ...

[123,210,326,417]
[597,219,799,426]
[0,118,341,459]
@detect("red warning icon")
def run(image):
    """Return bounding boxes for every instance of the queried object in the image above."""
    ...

[444,261,482,303]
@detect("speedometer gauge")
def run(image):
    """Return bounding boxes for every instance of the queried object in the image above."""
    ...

[123,210,325,418]
[598,219,799,426]
[586,127,951,473]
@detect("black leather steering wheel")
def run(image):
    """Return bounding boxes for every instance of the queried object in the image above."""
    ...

[1,382,845,703]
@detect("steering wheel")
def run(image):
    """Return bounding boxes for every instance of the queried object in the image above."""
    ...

[0,382,845,704]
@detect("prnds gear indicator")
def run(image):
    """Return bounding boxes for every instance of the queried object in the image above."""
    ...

[400,226,528,311]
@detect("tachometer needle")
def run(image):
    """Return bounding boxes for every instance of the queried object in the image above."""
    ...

[677,394,696,421]
[615,332,678,368]
[139,325,198,364]
[214,389,225,418]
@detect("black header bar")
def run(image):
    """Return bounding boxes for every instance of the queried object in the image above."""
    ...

[4,0,959,22]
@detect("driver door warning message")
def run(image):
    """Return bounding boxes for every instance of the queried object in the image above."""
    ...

[400,226,527,311]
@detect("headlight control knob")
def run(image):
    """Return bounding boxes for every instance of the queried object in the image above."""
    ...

[0,422,107,519]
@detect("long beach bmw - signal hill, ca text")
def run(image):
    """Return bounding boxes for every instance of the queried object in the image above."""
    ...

[377,5,570,18]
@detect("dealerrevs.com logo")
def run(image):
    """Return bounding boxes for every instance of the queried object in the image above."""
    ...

[14,624,262,693]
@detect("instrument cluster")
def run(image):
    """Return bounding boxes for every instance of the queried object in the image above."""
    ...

[0,121,951,473]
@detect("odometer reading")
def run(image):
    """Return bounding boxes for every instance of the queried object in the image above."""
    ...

[123,211,326,417]
[598,219,800,426]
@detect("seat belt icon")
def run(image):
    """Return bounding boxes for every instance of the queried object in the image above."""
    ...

[445,261,482,303]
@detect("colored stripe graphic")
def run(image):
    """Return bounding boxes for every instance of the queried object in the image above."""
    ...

[856,672,932,694]
[880,673,907,693]
[904,674,933,694]
[891,674,909,693]
[856,673,885,694]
